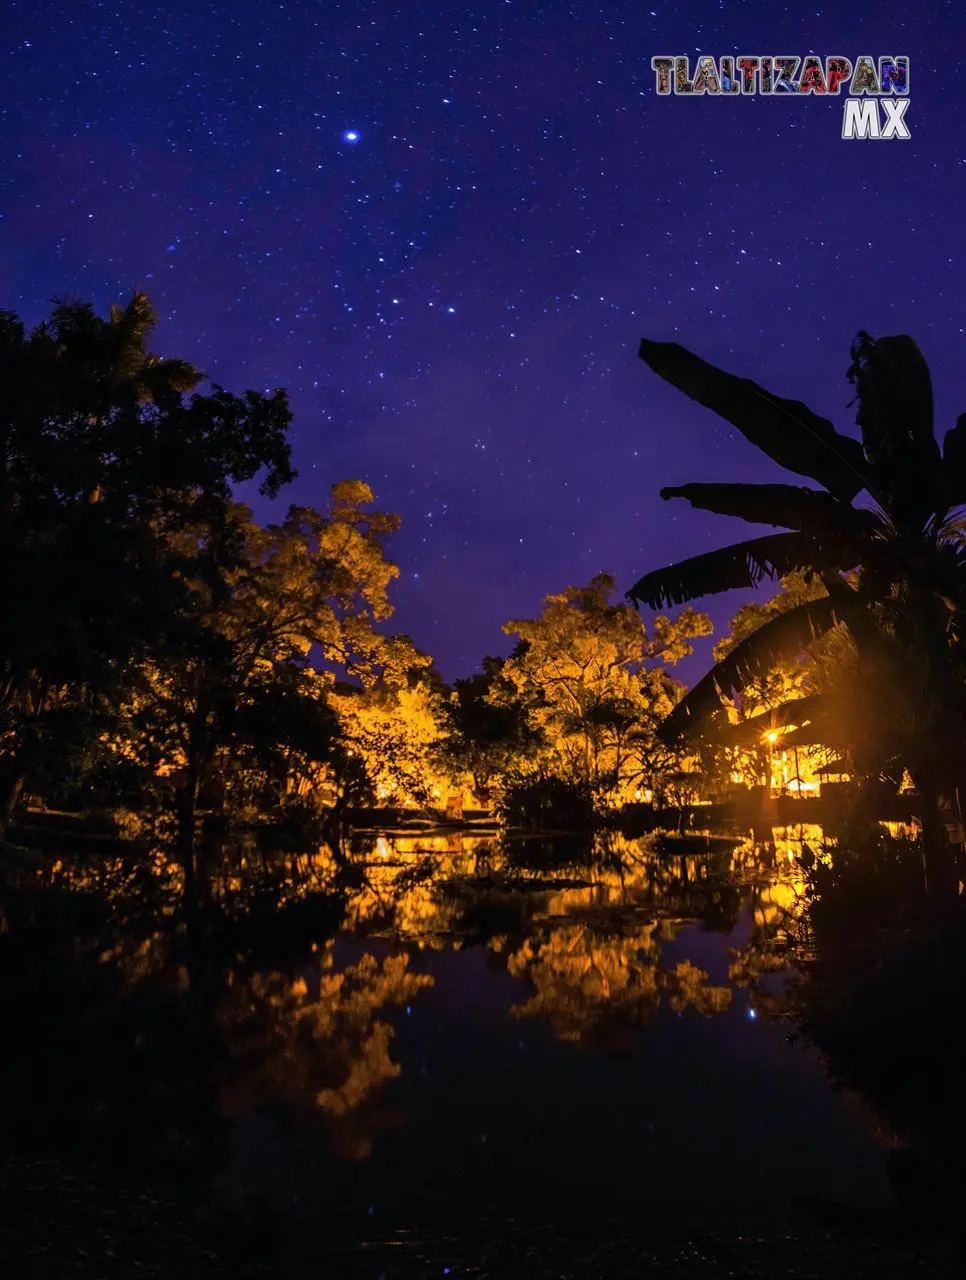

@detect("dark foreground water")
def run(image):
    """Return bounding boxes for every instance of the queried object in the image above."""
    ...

[2,824,960,1275]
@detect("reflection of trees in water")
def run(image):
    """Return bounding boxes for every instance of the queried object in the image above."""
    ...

[724,827,810,1018]
[5,824,817,1168]
[215,946,433,1159]
[330,829,813,1051]
[19,820,966,1232]
[334,836,490,944]
[320,829,811,1051]
[3,844,436,1169]
[503,923,730,1051]
[714,819,966,1220]
[788,828,966,1157]
[329,831,765,947]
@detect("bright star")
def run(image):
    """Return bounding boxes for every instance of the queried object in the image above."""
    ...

[343,129,360,144]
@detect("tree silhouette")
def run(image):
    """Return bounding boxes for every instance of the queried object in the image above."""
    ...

[0,293,293,838]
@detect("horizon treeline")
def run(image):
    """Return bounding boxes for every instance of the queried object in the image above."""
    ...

[0,293,842,906]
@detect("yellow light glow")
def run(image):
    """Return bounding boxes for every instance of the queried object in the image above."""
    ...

[766,731,778,742]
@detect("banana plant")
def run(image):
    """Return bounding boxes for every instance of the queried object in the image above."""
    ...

[628,333,966,896]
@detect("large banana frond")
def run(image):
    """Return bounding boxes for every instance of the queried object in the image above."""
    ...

[628,532,849,611]
[846,332,942,525]
[658,482,878,535]
[658,596,846,743]
[639,339,870,502]
[706,692,827,747]
[942,413,966,508]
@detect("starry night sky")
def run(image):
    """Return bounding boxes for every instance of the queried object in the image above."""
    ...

[2,1,964,680]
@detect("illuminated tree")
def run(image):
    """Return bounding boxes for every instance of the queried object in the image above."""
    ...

[435,655,543,803]
[110,483,401,906]
[498,573,711,806]
[329,636,457,808]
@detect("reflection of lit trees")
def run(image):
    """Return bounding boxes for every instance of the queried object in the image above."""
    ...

[12,822,841,1167]
[324,831,762,954]
[331,837,491,945]
[36,847,182,905]
[505,923,660,1048]
[30,849,183,982]
[727,828,810,1018]
[215,944,433,1159]
[504,922,730,1050]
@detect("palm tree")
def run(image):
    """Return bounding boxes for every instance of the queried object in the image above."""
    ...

[627,332,966,898]
[42,290,202,407]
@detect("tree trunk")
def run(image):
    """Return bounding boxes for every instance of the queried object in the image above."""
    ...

[176,756,207,919]
[0,765,25,842]
[919,784,960,907]
[177,790,199,915]
[322,811,350,869]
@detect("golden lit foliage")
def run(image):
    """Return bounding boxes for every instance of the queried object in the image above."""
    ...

[330,637,460,807]
[215,945,433,1159]
[499,573,712,803]
[103,482,402,846]
[506,924,730,1047]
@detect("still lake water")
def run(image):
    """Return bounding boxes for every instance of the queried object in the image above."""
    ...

[197,826,894,1247]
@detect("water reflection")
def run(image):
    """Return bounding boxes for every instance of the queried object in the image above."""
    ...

[208,825,817,1187]
[336,826,811,947]
[215,948,433,1160]
[505,924,732,1050]
[5,822,905,1251]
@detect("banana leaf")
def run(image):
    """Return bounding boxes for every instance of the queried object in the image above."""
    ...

[941,412,966,508]
[659,482,878,535]
[846,332,942,525]
[658,596,846,743]
[628,531,854,611]
[640,338,870,502]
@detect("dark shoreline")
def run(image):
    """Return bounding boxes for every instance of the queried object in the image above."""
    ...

[2,1153,960,1278]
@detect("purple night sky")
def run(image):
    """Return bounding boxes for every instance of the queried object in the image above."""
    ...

[2,2,964,680]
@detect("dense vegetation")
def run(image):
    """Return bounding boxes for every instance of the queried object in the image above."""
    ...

[4,296,966,1276]
[0,295,716,911]
[3,295,966,915]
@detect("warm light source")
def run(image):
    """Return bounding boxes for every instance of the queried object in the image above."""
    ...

[765,731,778,742]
